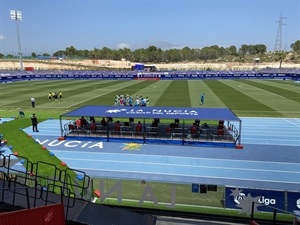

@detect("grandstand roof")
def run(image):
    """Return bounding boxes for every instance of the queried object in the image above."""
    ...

[62,106,240,121]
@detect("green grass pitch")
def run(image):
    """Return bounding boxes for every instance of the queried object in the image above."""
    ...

[0,79,299,118]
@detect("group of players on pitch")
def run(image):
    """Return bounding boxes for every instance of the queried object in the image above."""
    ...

[114,94,150,107]
[48,91,63,102]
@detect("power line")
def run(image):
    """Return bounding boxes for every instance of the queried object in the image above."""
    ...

[274,12,287,52]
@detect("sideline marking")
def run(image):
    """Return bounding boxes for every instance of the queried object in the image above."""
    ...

[8,107,21,112]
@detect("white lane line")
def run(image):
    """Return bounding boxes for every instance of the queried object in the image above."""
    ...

[54,157,300,174]
[283,118,300,127]
[49,150,299,166]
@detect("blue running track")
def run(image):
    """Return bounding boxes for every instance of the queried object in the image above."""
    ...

[3,117,300,192]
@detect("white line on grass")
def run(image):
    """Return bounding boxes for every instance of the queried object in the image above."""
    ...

[67,82,143,108]
[146,85,156,89]
[8,107,21,112]
[238,84,256,90]
[92,87,115,91]
[238,84,282,98]
[35,90,122,109]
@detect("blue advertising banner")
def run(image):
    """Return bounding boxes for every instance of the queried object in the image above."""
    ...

[225,186,285,213]
[287,191,300,213]
[1,71,299,82]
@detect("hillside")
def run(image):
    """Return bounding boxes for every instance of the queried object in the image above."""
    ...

[1,59,300,71]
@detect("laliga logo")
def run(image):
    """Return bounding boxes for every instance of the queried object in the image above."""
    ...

[234,193,246,204]
[258,196,276,206]
[233,193,276,206]
[297,198,300,209]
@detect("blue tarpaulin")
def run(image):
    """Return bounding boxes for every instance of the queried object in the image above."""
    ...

[62,106,240,121]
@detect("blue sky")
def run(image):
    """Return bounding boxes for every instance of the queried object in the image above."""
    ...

[0,0,299,56]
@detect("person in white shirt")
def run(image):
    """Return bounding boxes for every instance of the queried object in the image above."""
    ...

[31,97,36,108]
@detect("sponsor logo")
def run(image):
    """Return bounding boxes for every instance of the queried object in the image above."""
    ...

[106,109,127,113]
[231,188,277,206]
[36,139,103,149]
[258,196,276,206]
[105,108,199,116]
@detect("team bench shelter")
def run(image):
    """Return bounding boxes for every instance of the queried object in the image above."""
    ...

[59,106,242,147]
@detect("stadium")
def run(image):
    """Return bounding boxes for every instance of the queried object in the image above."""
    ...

[0,67,299,225]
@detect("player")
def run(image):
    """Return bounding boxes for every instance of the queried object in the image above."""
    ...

[48,92,52,102]
[200,93,205,105]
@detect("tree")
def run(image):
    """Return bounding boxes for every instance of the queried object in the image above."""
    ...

[76,49,89,58]
[31,52,37,58]
[101,47,114,59]
[163,49,182,63]
[254,44,267,55]
[290,40,300,52]
[117,48,133,61]
[227,46,237,56]
[274,51,288,69]
[0,53,4,59]
[181,46,194,61]
[88,48,101,59]
[65,46,78,57]
[200,46,219,60]
[239,44,249,57]
[132,48,148,62]
[238,44,266,56]
[247,45,255,55]
[24,41,294,64]
[144,45,162,63]
[53,50,65,57]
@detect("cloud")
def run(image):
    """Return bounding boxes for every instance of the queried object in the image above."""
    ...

[116,42,131,49]
[116,41,183,50]
[147,41,182,50]
[0,35,5,40]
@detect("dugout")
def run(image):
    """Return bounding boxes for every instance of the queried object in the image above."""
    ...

[60,106,242,147]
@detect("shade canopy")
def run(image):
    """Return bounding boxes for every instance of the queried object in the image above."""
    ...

[62,106,240,121]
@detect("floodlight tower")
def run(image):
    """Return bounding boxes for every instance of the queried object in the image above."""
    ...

[10,10,23,71]
[274,13,287,52]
